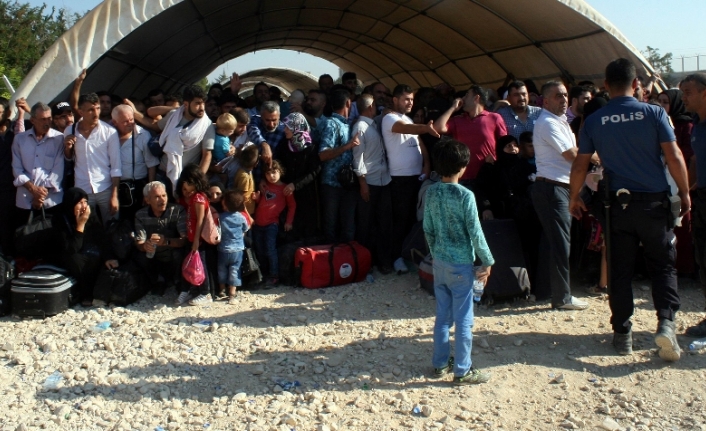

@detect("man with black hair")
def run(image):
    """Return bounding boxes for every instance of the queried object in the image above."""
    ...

[304,89,328,145]
[147,89,165,108]
[248,82,270,118]
[498,80,542,139]
[342,72,360,124]
[63,93,122,224]
[566,85,592,124]
[154,85,214,194]
[677,72,706,338]
[433,85,507,183]
[570,58,690,361]
[95,91,114,123]
[50,101,74,133]
[319,74,334,94]
[219,93,239,115]
[318,88,360,242]
[382,84,437,274]
[533,81,591,311]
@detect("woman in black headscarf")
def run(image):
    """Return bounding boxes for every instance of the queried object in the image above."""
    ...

[48,187,117,306]
[658,89,694,161]
[657,89,695,275]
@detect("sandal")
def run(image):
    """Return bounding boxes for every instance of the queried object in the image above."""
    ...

[586,285,608,296]
[216,289,227,299]
[227,296,237,305]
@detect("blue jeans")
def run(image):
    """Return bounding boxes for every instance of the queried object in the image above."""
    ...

[253,223,278,277]
[217,250,243,287]
[432,259,475,377]
[321,184,357,243]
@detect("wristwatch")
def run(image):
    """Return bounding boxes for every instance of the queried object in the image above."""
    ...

[165,239,170,246]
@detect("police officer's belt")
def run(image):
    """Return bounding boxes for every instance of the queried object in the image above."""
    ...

[610,191,668,201]
[535,177,569,189]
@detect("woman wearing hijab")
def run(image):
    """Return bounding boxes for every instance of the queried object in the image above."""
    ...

[49,187,118,306]
[275,112,321,239]
[657,89,694,161]
[658,89,695,275]
[475,134,522,220]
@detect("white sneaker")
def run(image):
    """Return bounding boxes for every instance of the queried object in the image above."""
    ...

[175,291,191,305]
[556,296,589,310]
[188,294,213,306]
[394,257,409,275]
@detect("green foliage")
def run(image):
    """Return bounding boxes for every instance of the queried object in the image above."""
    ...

[0,63,23,99]
[642,46,674,74]
[195,77,210,93]
[215,70,228,85]
[0,0,81,96]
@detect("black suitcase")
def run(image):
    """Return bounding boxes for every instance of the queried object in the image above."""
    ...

[0,254,14,316]
[93,262,147,306]
[480,219,531,303]
[401,221,429,267]
[11,265,75,318]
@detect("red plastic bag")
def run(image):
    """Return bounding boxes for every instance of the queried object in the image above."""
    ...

[182,250,205,286]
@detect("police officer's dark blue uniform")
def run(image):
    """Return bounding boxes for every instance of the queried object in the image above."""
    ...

[569,58,690,362]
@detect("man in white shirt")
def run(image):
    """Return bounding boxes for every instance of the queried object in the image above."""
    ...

[63,93,122,225]
[381,84,437,274]
[532,81,595,311]
[11,102,65,217]
[111,105,160,221]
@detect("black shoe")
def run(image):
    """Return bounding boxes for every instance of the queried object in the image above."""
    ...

[655,319,681,362]
[685,318,706,338]
[612,331,633,355]
[432,356,454,378]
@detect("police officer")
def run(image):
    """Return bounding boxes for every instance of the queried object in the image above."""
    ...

[569,58,690,362]
[681,72,706,337]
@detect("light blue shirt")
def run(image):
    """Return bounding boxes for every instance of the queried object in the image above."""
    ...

[11,127,65,209]
[218,211,249,253]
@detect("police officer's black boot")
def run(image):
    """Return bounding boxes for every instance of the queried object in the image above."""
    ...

[612,330,632,355]
[655,318,681,362]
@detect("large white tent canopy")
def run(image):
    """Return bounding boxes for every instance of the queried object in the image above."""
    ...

[236,67,320,96]
[12,0,655,107]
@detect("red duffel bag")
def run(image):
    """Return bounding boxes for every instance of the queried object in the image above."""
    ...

[295,241,371,288]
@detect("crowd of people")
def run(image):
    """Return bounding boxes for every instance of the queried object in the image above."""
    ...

[2,59,706,384]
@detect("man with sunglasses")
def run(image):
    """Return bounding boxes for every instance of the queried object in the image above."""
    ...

[681,72,706,338]
[569,58,690,361]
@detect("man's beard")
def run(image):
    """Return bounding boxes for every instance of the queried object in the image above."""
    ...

[189,106,203,118]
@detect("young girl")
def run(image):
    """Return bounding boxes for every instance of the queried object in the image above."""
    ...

[218,190,249,304]
[176,164,213,306]
[253,160,296,286]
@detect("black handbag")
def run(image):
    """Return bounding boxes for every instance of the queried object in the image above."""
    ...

[337,164,359,190]
[118,133,137,208]
[241,248,261,275]
[15,207,54,257]
[147,134,164,159]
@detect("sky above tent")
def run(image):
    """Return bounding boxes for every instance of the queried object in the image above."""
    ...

[25,0,706,80]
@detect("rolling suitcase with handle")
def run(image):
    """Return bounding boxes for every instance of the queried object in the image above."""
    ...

[11,265,76,318]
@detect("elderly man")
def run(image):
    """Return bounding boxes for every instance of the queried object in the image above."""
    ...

[133,181,187,296]
[247,101,285,169]
[111,105,160,221]
[63,93,122,224]
[12,102,65,220]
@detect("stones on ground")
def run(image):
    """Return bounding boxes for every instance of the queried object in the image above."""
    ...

[600,417,623,431]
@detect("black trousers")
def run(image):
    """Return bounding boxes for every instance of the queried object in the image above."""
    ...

[0,191,15,256]
[601,197,679,333]
[691,190,706,302]
[356,183,393,268]
[389,176,421,259]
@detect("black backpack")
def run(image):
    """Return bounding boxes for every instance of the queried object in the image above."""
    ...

[0,254,15,316]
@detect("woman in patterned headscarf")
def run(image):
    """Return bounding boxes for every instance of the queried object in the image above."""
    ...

[275,112,321,239]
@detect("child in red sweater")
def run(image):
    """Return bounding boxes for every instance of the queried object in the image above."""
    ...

[253,160,296,286]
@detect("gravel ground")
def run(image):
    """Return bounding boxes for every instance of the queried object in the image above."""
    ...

[1,271,705,431]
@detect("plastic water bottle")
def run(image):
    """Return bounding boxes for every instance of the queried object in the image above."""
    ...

[145,239,156,259]
[472,279,484,303]
[688,338,706,351]
[90,321,111,333]
[43,371,63,390]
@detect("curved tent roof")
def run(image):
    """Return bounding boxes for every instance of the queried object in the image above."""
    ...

[236,67,319,95]
[12,0,656,107]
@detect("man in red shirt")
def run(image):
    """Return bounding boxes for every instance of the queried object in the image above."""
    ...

[433,85,508,182]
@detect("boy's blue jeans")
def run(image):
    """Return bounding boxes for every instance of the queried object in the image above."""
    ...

[253,223,278,277]
[432,258,475,377]
[217,250,243,287]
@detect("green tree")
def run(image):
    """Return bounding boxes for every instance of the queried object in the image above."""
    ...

[0,63,23,99]
[215,70,228,85]
[0,0,81,95]
[195,77,209,93]
[642,46,674,74]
